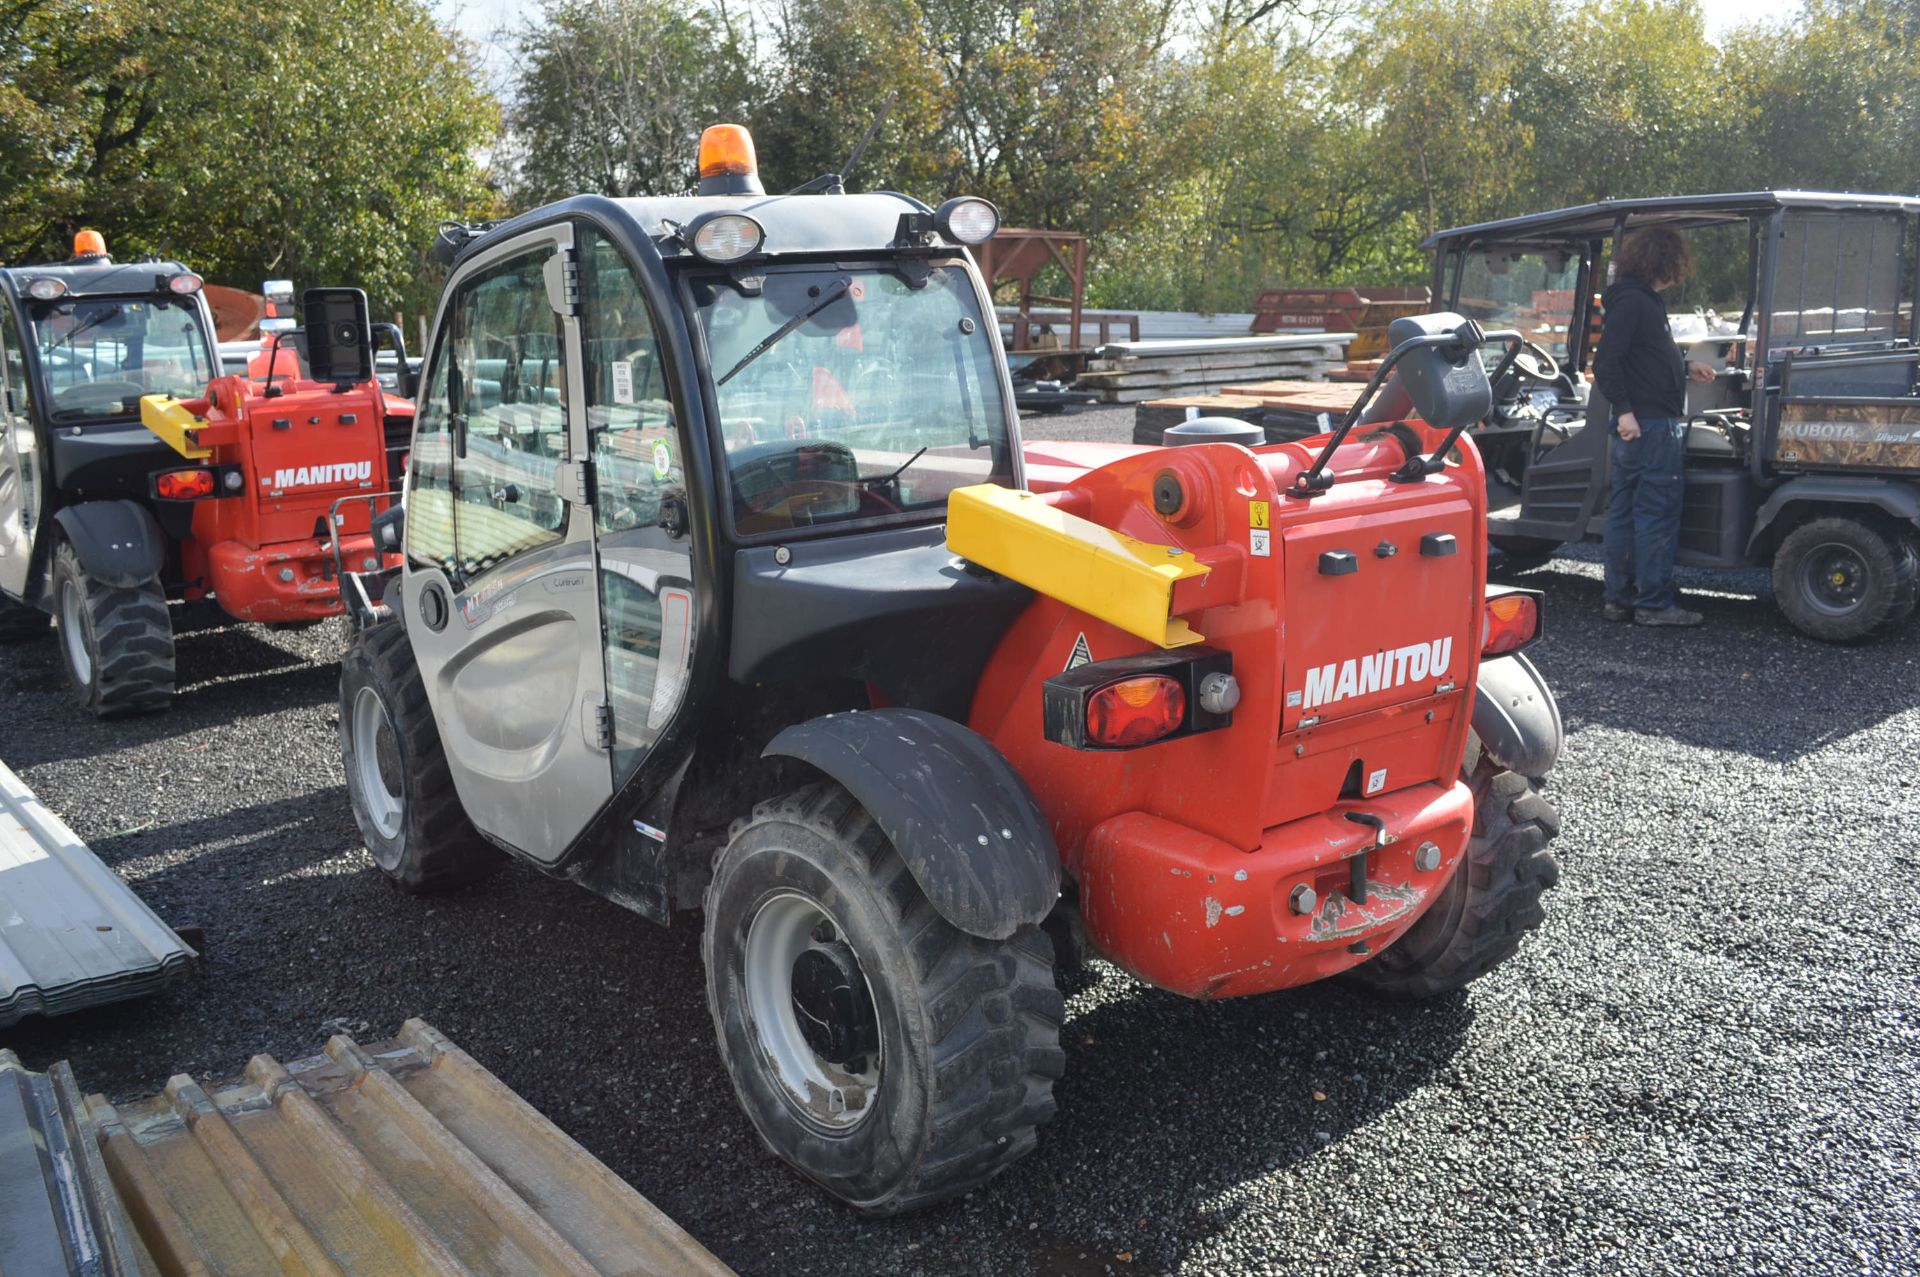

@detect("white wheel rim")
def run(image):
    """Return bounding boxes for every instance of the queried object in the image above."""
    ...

[742,892,882,1132]
[59,579,90,684]
[351,686,404,840]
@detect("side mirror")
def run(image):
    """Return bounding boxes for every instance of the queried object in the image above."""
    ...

[1380,312,1493,433]
[370,322,415,399]
[303,287,373,388]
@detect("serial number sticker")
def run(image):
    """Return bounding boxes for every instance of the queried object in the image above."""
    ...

[1250,528,1271,558]
[1285,690,1302,707]
[1366,767,1388,795]
[1249,500,1270,529]
[610,359,635,405]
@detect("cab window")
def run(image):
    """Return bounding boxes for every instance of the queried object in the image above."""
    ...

[580,227,694,781]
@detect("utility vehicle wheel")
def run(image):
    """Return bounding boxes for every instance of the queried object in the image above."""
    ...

[1348,762,1561,997]
[1772,516,1918,643]
[0,595,47,642]
[703,782,1065,1214]
[339,622,502,891]
[50,542,173,717]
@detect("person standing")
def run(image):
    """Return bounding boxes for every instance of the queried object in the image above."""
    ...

[1594,226,1717,627]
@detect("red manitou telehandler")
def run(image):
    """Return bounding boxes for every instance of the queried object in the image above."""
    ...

[335,125,1565,1213]
[0,233,410,716]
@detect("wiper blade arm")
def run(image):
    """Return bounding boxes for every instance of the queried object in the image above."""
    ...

[862,446,927,487]
[717,277,851,387]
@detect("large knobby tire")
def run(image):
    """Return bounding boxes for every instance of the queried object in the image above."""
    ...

[0,594,48,643]
[704,782,1065,1214]
[1772,516,1918,643]
[339,621,503,892]
[1348,763,1561,997]
[50,541,173,717]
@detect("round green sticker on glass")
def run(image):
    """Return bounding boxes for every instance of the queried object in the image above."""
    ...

[652,440,672,479]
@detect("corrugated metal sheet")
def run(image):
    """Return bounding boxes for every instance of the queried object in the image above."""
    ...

[0,760,196,1026]
[1,1019,737,1276]
[0,1049,151,1276]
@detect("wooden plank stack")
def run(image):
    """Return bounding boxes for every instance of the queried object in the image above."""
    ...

[1079,335,1352,405]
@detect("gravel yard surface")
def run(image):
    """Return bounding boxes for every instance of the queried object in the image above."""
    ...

[4,403,1916,1276]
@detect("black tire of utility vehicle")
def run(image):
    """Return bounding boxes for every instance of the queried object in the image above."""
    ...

[339,621,503,892]
[1772,516,1918,643]
[0,594,48,642]
[1347,763,1561,998]
[704,782,1065,1214]
[1488,534,1558,575]
[50,541,173,717]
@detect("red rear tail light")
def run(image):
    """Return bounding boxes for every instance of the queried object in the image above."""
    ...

[1482,590,1542,655]
[155,468,216,500]
[1086,675,1187,748]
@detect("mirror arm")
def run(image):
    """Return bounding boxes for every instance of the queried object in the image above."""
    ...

[1294,325,1486,496]
[1392,328,1525,483]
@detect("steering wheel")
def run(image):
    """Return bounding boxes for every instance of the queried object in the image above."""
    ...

[55,379,147,409]
[737,479,900,534]
[1507,338,1561,384]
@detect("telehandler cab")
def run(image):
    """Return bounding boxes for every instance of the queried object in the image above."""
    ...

[0,233,411,715]
[338,124,1566,1213]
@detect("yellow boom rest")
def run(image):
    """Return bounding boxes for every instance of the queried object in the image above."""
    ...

[946,483,1209,648]
[138,394,211,460]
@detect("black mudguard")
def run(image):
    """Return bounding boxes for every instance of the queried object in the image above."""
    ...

[764,707,1061,941]
[52,500,166,588]
[1471,651,1562,780]
[1749,476,1920,555]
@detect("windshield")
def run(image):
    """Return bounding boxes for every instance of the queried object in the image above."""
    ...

[693,261,1014,535]
[1453,248,1582,360]
[28,296,213,422]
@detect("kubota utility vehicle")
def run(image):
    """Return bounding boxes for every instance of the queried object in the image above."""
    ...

[0,233,410,715]
[1427,192,1920,640]
[336,125,1565,1213]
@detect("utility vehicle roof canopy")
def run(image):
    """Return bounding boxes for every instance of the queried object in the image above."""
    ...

[1423,191,1920,250]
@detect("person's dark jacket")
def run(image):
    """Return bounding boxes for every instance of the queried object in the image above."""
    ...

[1594,277,1686,420]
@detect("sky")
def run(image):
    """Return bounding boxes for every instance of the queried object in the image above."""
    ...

[437,0,1812,96]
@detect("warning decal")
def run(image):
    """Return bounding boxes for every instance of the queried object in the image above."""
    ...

[1065,632,1094,670]
[1249,500,1270,529]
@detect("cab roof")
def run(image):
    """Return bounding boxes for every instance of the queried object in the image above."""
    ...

[0,256,199,301]
[457,190,963,266]
[1422,191,1920,251]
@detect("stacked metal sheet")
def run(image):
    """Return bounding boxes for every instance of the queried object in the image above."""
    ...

[1078,334,1354,404]
[0,759,195,1025]
[0,1050,149,1275]
[0,1019,738,1275]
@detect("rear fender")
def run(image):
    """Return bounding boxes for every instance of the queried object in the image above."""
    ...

[1748,477,1920,556]
[1470,650,1561,780]
[764,708,1061,940]
[52,500,166,588]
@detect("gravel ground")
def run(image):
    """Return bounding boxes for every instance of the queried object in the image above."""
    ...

[5,402,1917,1276]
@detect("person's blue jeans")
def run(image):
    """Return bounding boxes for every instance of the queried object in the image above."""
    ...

[1603,416,1686,610]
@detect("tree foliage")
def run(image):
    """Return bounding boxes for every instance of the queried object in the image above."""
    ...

[1,0,496,316]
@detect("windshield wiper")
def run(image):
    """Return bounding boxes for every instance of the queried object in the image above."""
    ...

[717,277,852,387]
[55,305,123,347]
[861,447,928,488]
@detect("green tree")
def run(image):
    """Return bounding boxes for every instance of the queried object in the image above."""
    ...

[506,0,756,203]
[0,0,498,317]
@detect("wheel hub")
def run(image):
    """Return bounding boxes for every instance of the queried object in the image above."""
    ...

[790,938,879,1066]
[1805,543,1868,614]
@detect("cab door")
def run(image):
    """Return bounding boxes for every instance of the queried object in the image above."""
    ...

[0,301,41,599]
[400,223,614,862]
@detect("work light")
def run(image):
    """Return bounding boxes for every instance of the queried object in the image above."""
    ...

[689,213,766,264]
[25,278,67,300]
[167,273,203,295]
[934,197,1000,245]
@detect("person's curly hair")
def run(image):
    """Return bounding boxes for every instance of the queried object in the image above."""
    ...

[1612,226,1694,287]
